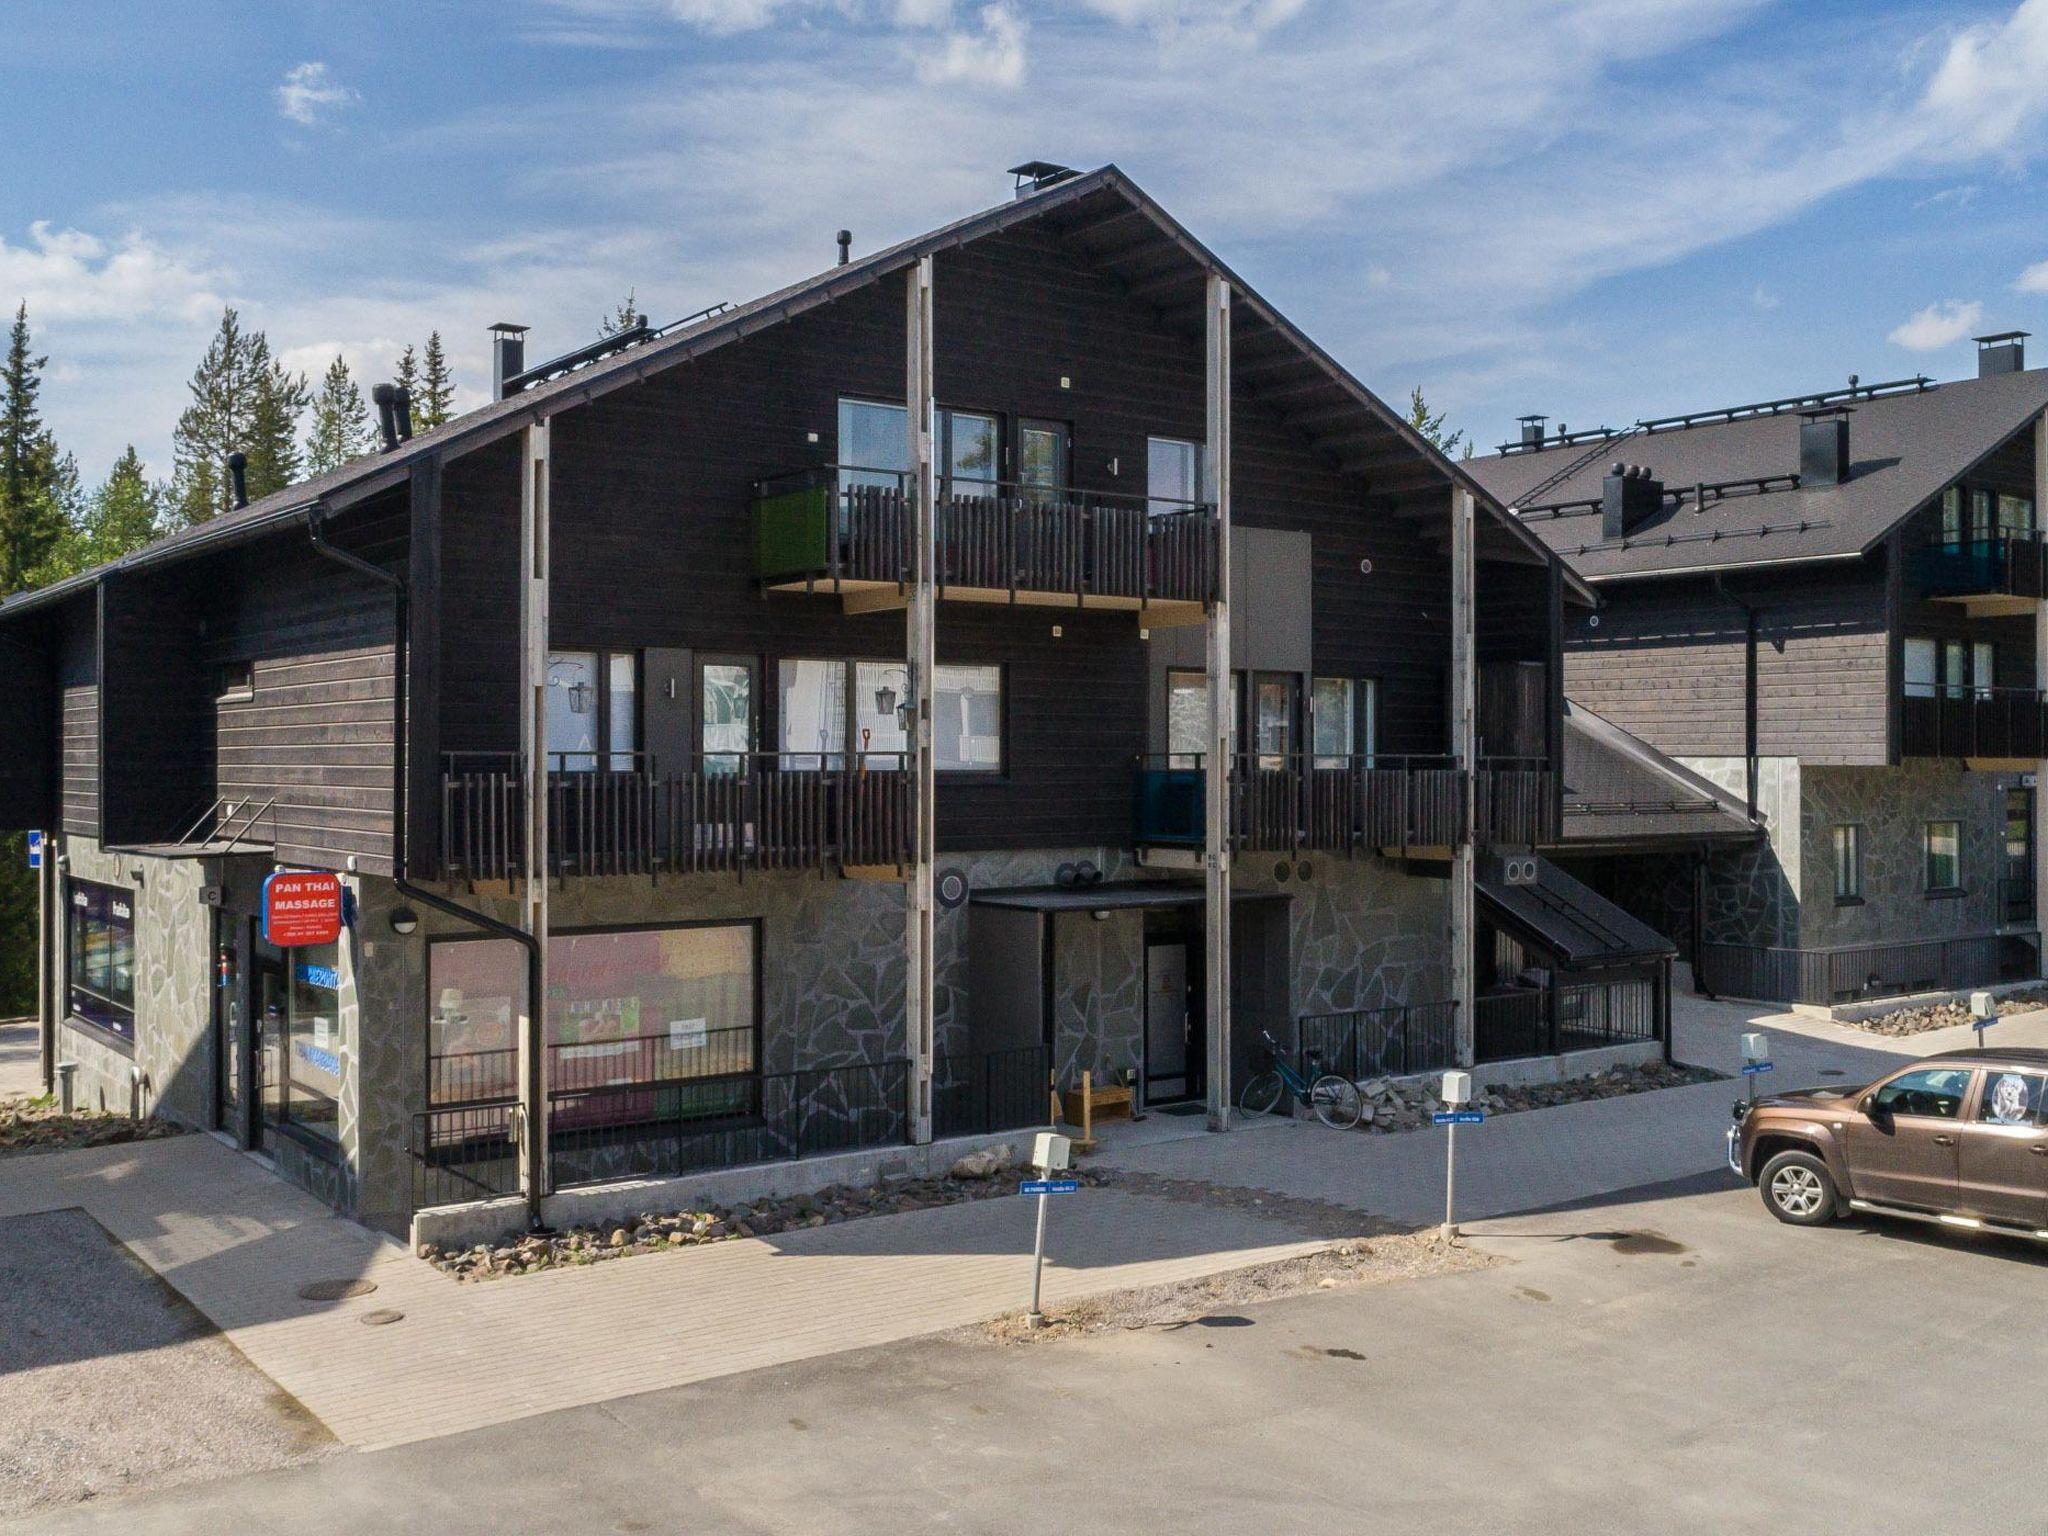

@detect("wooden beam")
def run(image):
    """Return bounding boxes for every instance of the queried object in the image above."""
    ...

[518,418,552,1209]
[905,256,937,1146]
[1205,272,1234,1134]
[1449,486,1477,1069]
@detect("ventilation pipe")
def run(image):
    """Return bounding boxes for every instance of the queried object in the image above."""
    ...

[371,384,401,452]
[490,322,530,401]
[1517,414,1547,450]
[1600,463,1663,540]
[1976,331,2028,377]
[836,229,852,266]
[393,385,414,443]
[226,451,248,510]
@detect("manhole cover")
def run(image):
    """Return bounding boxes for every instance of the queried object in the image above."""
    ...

[360,1308,406,1326]
[298,1278,377,1302]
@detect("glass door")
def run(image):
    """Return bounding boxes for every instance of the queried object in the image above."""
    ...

[1251,673,1299,771]
[253,947,287,1153]
[1018,419,1068,505]
[698,656,756,776]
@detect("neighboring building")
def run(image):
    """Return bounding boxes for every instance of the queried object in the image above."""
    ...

[1467,334,2048,1006]
[0,163,1635,1234]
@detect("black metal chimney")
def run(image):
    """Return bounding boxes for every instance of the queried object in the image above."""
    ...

[227,450,248,509]
[490,322,529,401]
[371,383,400,452]
[1798,406,1851,487]
[1601,462,1663,540]
[393,386,414,443]
[1976,331,2028,377]
[1517,414,1547,450]
[836,230,852,266]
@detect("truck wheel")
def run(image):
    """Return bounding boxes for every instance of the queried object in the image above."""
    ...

[1758,1149,1838,1227]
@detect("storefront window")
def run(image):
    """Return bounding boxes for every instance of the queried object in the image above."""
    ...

[66,880,135,1044]
[278,941,343,1144]
[428,939,526,1105]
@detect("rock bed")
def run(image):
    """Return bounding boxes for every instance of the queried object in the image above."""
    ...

[1351,1060,1722,1133]
[422,1156,1111,1282]
[0,1097,185,1157]
[1853,988,2048,1038]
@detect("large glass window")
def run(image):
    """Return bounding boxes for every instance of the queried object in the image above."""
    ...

[280,941,343,1145]
[838,399,909,490]
[946,411,999,494]
[854,661,911,758]
[1166,669,1236,767]
[781,659,996,771]
[1939,486,1963,544]
[1253,673,1296,769]
[428,938,526,1105]
[547,650,601,770]
[1147,437,1202,516]
[2000,494,2035,538]
[1311,677,1354,768]
[1925,820,1961,892]
[66,880,135,1044]
[1943,639,1967,698]
[1833,824,1862,902]
[934,664,1002,771]
[1973,640,1996,700]
[1904,637,1937,699]
[701,660,754,774]
[778,657,849,769]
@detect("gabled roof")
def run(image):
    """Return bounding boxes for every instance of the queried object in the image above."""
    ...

[1557,698,1760,850]
[1463,368,2048,584]
[0,163,1588,622]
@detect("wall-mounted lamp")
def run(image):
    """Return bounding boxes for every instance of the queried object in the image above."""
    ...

[390,908,420,936]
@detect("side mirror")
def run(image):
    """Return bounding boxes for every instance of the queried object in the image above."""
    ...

[1860,1094,1882,1116]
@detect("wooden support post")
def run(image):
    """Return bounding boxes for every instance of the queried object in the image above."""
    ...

[2036,413,2048,976]
[519,419,552,1210]
[37,828,54,1094]
[905,256,937,1144]
[1205,273,1234,1132]
[1450,486,1477,1067]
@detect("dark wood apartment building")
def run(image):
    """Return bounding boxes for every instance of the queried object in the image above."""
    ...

[1468,334,2048,1006]
[0,164,1663,1231]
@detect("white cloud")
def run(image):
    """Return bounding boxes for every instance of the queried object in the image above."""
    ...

[914,4,1025,86]
[2017,259,2048,294]
[1888,299,1985,351]
[276,62,358,127]
[1913,0,2048,159]
[1751,285,1779,311]
[0,221,220,324]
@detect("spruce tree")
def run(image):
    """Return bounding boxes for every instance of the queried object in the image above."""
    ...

[0,302,64,591]
[244,341,309,499]
[79,445,164,563]
[306,355,371,473]
[395,342,421,405]
[1405,386,1466,459]
[417,331,455,429]
[172,307,263,525]
[600,290,642,337]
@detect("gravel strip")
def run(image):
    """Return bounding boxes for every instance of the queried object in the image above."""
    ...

[0,1097,185,1158]
[1345,1060,1723,1133]
[1848,988,2048,1037]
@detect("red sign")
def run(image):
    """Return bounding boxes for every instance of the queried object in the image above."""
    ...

[263,871,344,947]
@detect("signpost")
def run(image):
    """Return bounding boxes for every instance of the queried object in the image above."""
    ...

[1023,1131,1074,1328]
[25,830,41,869]
[1437,1071,1480,1243]
[261,870,344,948]
[1740,1032,1772,1105]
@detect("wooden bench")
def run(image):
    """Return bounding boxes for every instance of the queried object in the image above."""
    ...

[1059,1070,1133,1150]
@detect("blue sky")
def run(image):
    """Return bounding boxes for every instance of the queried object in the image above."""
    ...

[4,0,2048,482]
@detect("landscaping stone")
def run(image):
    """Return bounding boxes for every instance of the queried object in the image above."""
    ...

[1851,987,2048,1038]
[1348,1061,1722,1135]
[421,1164,1109,1282]
[0,1096,185,1157]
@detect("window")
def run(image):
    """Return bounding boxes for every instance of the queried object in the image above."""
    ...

[1166,669,1237,767]
[218,660,254,702]
[836,398,1003,496]
[1018,420,1067,503]
[428,938,526,1105]
[547,650,639,771]
[278,942,343,1145]
[778,659,999,771]
[1904,637,1937,699]
[1833,824,1863,903]
[700,659,754,775]
[1252,673,1296,769]
[1939,486,1963,544]
[1977,1069,2047,1127]
[1147,437,1202,516]
[1311,677,1378,768]
[66,880,135,1044]
[946,411,999,494]
[2000,493,2035,538]
[1871,1066,1972,1120]
[1925,820,1961,892]
[1943,639,1967,698]
[1973,640,1996,701]
[547,924,759,1130]
[1973,488,1997,542]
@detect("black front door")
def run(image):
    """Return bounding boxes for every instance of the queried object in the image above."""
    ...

[1144,937,1204,1104]
[2006,786,2035,924]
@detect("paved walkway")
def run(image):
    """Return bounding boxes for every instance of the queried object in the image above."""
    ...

[0,1134,1325,1451]
[0,1020,40,1101]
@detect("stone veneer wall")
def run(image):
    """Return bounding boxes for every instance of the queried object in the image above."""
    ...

[1678,756,1800,947]
[1796,762,2015,950]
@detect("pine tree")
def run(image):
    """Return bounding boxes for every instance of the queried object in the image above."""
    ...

[0,302,65,592]
[1405,386,1465,459]
[600,290,642,337]
[77,445,164,564]
[417,331,455,429]
[395,342,421,405]
[305,355,371,473]
[172,307,265,525]
[243,342,309,500]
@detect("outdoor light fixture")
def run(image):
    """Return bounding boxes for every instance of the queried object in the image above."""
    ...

[874,682,898,717]
[390,907,419,936]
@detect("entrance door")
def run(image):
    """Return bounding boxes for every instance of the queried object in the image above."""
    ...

[213,913,242,1136]
[1840,1065,1972,1209]
[2006,786,2034,924]
[253,949,287,1153]
[1145,941,1199,1103]
[1958,1067,2048,1227]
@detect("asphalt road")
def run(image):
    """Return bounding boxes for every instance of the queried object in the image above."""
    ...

[11,1166,2045,1535]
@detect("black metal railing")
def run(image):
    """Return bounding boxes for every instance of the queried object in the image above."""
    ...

[753,467,1220,607]
[1296,1001,1460,1081]
[931,1045,1053,1140]
[1900,686,2048,759]
[1911,529,2048,601]
[1473,968,1664,1064]
[408,1101,522,1213]
[2004,873,2037,926]
[1134,753,1557,854]
[440,750,913,884]
[1699,932,2036,1005]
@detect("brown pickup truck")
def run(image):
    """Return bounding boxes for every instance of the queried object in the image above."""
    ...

[1729,1048,2048,1239]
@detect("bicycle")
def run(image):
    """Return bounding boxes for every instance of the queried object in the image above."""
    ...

[1239,1029,1363,1129]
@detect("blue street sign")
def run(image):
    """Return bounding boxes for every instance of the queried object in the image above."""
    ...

[25,831,41,869]
[1433,1110,1485,1126]
[1740,1061,1775,1077]
[1021,1179,1080,1195]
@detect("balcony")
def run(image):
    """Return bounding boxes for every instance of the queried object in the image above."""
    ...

[1911,531,2048,611]
[1900,686,2048,761]
[439,752,912,885]
[1133,754,1559,855]
[753,468,1219,623]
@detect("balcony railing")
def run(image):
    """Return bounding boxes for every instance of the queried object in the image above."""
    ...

[1900,686,2048,759]
[1700,932,2036,1006]
[1911,531,2048,601]
[1133,754,1559,854]
[440,751,912,884]
[753,467,1219,609]
[1473,969,1664,1064]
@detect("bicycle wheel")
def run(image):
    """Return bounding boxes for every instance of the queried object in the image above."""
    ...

[1310,1074,1363,1130]
[1240,1070,1285,1118]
